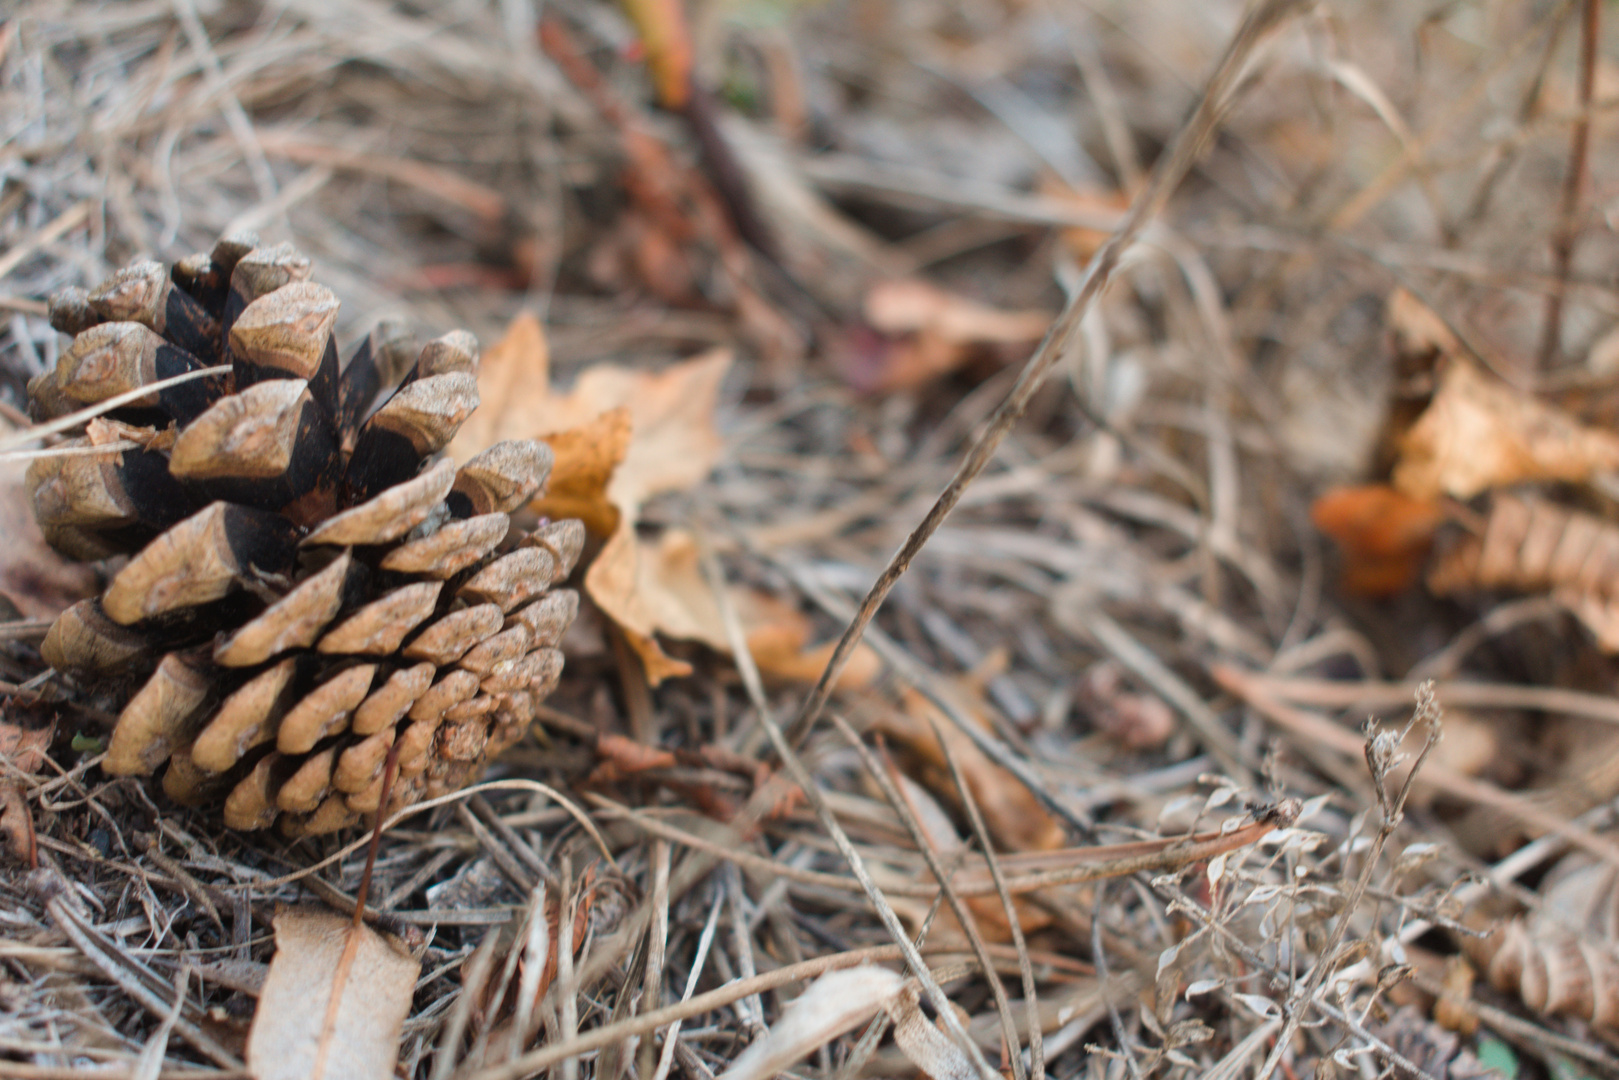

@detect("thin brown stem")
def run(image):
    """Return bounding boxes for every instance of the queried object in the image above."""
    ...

[781,0,1306,751]
[1539,0,1600,367]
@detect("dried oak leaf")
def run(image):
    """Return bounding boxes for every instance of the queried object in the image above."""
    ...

[450,313,730,683]
[1394,360,1619,501]
[629,530,880,689]
[246,905,419,1080]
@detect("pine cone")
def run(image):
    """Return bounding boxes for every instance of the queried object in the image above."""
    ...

[25,234,581,836]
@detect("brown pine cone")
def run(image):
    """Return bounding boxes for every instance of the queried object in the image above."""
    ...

[25,234,581,837]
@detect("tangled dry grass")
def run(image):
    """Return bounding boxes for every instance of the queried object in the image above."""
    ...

[6,1,1619,1078]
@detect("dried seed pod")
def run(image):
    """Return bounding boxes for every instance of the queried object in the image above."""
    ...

[342,372,479,503]
[460,547,557,612]
[228,281,341,407]
[39,599,154,675]
[336,319,416,438]
[510,590,579,648]
[28,439,193,537]
[48,286,99,336]
[105,651,214,775]
[100,502,301,624]
[403,603,505,665]
[29,239,582,834]
[168,379,340,510]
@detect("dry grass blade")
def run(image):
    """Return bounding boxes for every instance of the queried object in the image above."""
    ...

[464,946,924,1080]
[833,714,1025,1080]
[932,714,1044,1080]
[690,533,1000,1080]
[0,366,231,452]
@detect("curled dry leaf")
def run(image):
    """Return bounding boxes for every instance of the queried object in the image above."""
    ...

[1311,484,1448,597]
[449,313,731,683]
[874,684,1065,854]
[884,983,979,1080]
[1394,360,1619,501]
[0,715,54,866]
[628,530,881,688]
[246,905,419,1080]
[1427,493,1619,651]
[845,278,1051,393]
[1465,853,1619,1030]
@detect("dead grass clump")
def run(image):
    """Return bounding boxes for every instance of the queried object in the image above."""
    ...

[7,1,1619,1078]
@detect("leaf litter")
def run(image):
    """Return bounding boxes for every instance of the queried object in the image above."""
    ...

[6,1,1619,1079]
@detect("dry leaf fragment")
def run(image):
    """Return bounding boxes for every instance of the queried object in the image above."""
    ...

[1386,288,1462,365]
[246,906,419,1080]
[739,588,883,690]
[0,784,35,866]
[718,966,906,1080]
[875,685,1065,853]
[0,717,53,774]
[0,716,54,865]
[885,983,980,1080]
[847,279,1051,393]
[716,968,981,1080]
[1394,360,1619,500]
[1311,484,1448,597]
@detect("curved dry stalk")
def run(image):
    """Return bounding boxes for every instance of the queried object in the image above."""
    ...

[1233,672,1619,728]
[780,0,1308,753]
[1215,665,1619,869]
[232,778,617,892]
[593,791,1295,898]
